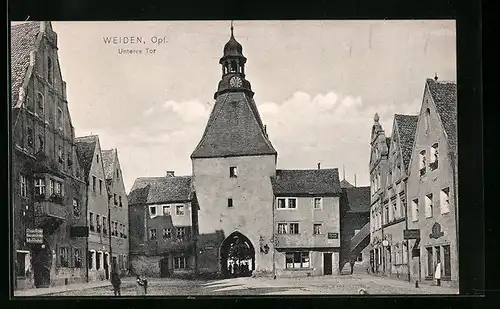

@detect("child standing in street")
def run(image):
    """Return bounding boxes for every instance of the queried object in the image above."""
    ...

[136,275,145,295]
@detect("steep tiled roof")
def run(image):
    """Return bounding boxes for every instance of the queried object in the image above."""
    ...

[10,22,41,106]
[340,179,354,189]
[101,149,115,180]
[394,114,419,172]
[426,79,457,150]
[191,92,277,159]
[344,186,371,213]
[271,169,342,196]
[74,135,98,177]
[128,176,193,205]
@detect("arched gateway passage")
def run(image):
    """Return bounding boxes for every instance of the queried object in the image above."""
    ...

[220,232,255,278]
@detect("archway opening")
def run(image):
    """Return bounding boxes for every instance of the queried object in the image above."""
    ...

[31,239,52,288]
[220,232,255,278]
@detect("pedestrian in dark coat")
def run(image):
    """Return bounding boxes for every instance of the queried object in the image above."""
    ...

[349,258,356,275]
[111,271,121,296]
[143,277,148,295]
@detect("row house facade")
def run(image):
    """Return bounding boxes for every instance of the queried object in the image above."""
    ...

[271,168,343,277]
[128,173,197,278]
[102,149,130,276]
[75,137,130,281]
[368,113,418,280]
[406,78,458,288]
[11,22,88,289]
[368,77,458,288]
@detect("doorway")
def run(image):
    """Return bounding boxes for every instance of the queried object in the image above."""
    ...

[220,232,255,278]
[104,253,109,279]
[160,257,170,278]
[323,253,333,275]
[32,243,52,288]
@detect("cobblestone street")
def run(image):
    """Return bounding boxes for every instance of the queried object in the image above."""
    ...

[45,274,458,296]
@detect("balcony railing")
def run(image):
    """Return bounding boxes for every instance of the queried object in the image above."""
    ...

[34,199,66,220]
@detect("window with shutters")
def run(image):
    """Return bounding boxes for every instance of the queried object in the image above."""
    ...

[149,229,157,240]
[419,150,427,177]
[411,198,419,222]
[440,187,450,214]
[425,194,433,218]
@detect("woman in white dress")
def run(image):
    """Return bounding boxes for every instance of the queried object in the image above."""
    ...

[434,260,442,286]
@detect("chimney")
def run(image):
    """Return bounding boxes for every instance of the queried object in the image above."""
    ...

[317,163,321,170]
[354,174,357,187]
[434,73,438,81]
[166,171,175,177]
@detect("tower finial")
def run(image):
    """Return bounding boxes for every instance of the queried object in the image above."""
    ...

[343,165,346,181]
[434,72,438,81]
[230,20,234,37]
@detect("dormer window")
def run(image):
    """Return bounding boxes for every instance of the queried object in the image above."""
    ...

[229,166,237,178]
[47,57,53,84]
[419,150,426,177]
[57,108,63,130]
[36,93,44,116]
[424,108,431,134]
[430,143,439,171]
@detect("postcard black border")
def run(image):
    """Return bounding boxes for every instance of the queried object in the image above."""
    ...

[5,0,486,308]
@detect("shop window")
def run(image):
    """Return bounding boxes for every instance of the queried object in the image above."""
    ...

[285,252,310,269]
[174,257,187,269]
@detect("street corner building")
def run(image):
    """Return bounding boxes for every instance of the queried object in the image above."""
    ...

[75,136,130,282]
[368,76,458,288]
[127,25,373,279]
[10,22,88,289]
[128,173,197,278]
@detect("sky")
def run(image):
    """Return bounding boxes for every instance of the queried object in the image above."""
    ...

[49,20,456,193]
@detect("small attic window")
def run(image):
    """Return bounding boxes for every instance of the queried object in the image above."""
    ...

[424,108,431,134]
[47,57,53,84]
[96,154,99,163]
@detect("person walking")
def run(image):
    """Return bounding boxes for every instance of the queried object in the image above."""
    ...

[349,258,355,275]
[143,276,148,295]
[434,260,442,286]
[136,275,145,295]
[111,270,121,296]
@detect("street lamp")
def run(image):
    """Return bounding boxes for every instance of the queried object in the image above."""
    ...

[382,239,388,274]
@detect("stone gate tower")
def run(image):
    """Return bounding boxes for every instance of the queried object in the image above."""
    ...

[191,23,278,276]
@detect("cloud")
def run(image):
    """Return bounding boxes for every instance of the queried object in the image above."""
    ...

[77,92,421,192]
[163,100,211,123]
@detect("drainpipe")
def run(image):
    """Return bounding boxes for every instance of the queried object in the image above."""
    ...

[85,182,90,283]
[108,196,113,273]
[403,178,411,282]
[450,151,459,278]
[272,195,276,279]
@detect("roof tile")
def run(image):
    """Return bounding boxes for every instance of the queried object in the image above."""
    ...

[344,186,371,213]
[101,149,115,180]
[394,114,419,172]
[129,176,193,205]
[271,169,342,196]
[10,22,41,106]
[191,92,277,158]
[426,79,457,150]
[74,135,98,177]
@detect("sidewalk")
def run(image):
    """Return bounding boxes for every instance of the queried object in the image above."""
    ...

[14,280,112,297]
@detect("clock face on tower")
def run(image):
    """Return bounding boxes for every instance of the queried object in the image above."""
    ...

[229,76,243,88]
